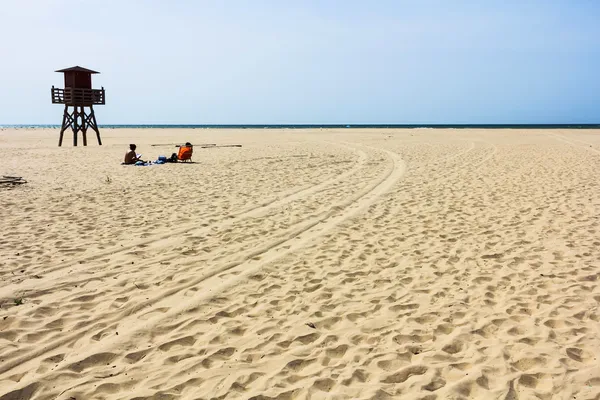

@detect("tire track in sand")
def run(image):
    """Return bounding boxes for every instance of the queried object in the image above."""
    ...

[548,132,600,155]
[2,140,473,316]
[0,144,405,383]
[5,141,476,344]
[0,145,368,302]
[0,147,374,339]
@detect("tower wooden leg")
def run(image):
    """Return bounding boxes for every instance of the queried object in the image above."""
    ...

[81,107,88,146]
[72,107,79,146]
[58,106,69,147]
[88,106,102,145]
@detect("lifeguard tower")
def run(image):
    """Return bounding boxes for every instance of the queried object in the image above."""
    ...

[51,66,105,146]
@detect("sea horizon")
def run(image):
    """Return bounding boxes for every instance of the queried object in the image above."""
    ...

[1,123,600,129]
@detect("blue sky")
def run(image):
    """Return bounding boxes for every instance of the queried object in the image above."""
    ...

[0,0,599,124]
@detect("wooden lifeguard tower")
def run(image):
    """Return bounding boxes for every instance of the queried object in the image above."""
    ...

[51,66,105,146]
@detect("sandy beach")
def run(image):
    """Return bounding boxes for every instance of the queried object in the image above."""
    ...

[0,128,599,399]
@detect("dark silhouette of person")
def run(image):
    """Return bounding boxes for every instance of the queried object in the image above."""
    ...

[124,144,142,164]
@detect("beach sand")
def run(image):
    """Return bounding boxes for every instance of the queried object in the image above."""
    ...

[1,127,599,399]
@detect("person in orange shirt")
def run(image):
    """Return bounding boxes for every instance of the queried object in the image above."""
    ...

[176,142,193,162]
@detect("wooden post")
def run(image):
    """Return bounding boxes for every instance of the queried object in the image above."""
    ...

[81,106,88,146]
[58,105,68,146]
[89,106,102,145]
[72,107,78,146]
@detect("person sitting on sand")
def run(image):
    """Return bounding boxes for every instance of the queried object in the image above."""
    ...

[124,144,143,164]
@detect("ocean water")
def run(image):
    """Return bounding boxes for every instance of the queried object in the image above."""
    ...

[1,124,599,129]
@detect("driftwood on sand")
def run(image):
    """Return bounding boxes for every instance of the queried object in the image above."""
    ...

[151,143,216,147]
[150,143,242,148]
[203,144,242,148]
[0,176,27,186]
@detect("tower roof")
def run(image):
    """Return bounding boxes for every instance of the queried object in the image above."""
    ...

[55,66,100,74]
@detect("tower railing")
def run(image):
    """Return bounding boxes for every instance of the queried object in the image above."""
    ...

[51,87,105,105]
